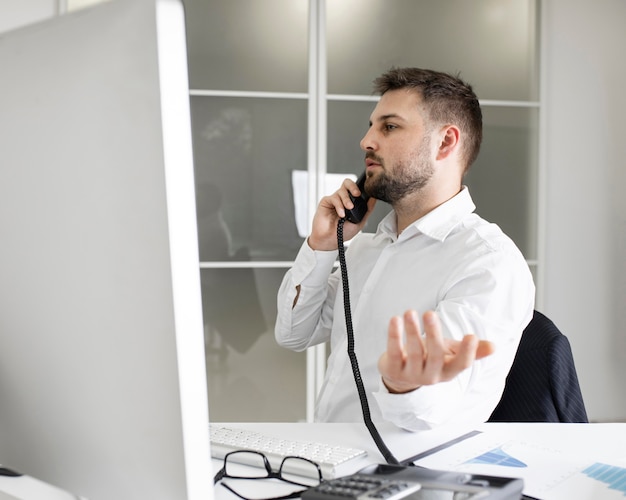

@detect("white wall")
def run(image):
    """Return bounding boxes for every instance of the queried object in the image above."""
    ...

[2,0,625,422]
[543,0,626,421]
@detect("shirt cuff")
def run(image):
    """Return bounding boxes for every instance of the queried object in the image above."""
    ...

[373,378,461,431]
[291,239,337,286]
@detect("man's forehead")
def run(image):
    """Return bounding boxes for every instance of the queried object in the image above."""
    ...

[369,89,423,123]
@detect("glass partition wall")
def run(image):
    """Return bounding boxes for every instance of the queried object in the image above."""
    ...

[184,0,541,422]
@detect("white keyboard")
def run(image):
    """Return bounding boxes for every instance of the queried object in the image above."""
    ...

[209,424,368,479]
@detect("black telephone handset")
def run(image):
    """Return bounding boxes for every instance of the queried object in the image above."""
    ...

[344,171,370,224]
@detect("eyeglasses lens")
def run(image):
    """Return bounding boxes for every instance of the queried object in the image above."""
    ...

[225,451,270,478]
[219,451,322,500]
[279,457,321,487]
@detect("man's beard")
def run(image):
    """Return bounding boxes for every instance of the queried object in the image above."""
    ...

[365,137,434,205]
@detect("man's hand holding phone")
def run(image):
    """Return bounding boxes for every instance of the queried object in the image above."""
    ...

[308,174,376,251]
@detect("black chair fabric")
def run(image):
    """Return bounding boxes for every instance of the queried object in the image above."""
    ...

[489,310,588,423]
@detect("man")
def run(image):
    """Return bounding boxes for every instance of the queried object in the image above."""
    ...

[275,67,535,431]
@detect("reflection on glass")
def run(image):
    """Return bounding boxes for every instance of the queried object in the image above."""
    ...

[202,268,307,422]
[192,96,308,261]
[196,182,233,261]
[201,266,266,355]
[184,0,308,92]
[327,0,539,101]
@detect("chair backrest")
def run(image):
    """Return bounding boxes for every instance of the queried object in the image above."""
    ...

[489,310,588,422]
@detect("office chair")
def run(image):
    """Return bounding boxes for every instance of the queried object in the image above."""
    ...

[489,310,588,423]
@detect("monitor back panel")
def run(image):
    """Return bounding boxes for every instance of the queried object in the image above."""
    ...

[0,1,212,498]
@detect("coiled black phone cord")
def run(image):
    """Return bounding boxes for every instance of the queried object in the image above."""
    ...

[337,217,399,465]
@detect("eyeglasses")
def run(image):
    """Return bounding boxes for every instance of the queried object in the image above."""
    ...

[213,450,323,500]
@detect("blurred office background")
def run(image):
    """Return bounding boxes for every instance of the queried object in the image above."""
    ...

[1,0,624,423]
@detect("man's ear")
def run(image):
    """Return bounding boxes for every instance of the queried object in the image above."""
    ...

[436,125,460,161]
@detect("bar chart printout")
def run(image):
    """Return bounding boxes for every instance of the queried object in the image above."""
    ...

[414,431,626,499]
[465,446,526,468]
[582,463,626,496]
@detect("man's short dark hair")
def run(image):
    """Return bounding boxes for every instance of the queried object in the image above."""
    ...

[373,67,483,171]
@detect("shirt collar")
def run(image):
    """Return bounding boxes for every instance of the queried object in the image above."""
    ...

[376,186,476,242]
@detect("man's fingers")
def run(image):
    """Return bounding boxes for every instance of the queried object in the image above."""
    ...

[402,310,425,361]
[337,179,359,211]
[380,310,497,391]
[325,194,347,218]
[381,314,418,393]
[421,310,446,381]
[344,178,361,197]
[386,315,405,362]
[441,334,479,379]
[476,339,495,359]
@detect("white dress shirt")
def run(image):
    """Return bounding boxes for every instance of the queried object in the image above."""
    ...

[275,187,535,431]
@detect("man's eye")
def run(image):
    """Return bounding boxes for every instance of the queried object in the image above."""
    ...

[384,124,397,131]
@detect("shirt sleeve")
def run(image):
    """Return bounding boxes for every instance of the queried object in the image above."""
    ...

[372,379,462,431]
[373,242,535,432]
[274,240,339,352]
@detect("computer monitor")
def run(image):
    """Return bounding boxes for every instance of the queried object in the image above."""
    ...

[0,1,213,499]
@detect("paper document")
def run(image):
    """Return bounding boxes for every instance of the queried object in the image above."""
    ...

[413,429,626,499]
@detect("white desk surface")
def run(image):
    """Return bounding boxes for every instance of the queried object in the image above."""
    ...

[1,422,624,499]
[212,422,626,500]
